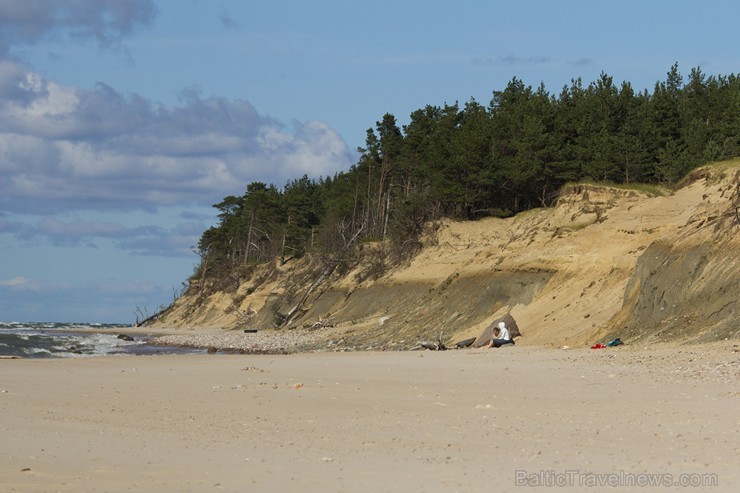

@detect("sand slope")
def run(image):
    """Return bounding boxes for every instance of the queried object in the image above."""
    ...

[153,161,739,348]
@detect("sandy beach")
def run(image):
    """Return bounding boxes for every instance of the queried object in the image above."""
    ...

[1,342,738,493]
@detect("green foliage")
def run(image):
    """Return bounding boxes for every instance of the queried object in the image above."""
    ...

[564,179,670,198]
[195,64,739,284]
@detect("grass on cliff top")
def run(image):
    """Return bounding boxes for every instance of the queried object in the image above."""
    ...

[565,158,740,198]
[563,178,670,197]
[705,157,740,169]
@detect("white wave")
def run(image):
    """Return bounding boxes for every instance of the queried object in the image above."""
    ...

[27,347,52,355]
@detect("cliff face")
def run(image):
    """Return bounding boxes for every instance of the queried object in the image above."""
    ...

[152,161,740,347]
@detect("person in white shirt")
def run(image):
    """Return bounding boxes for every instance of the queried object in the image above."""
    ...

[485,321,514,348]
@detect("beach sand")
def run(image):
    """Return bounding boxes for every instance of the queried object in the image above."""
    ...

[1,343,738,492]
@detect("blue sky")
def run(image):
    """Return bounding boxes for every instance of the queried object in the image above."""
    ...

[1,0,738,323]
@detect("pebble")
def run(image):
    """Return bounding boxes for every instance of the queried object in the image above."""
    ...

[151,328,332,353]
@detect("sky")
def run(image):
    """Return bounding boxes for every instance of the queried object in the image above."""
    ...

[0,0,738,323]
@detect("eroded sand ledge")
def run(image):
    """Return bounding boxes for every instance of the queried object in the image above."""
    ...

[1,343,738,492]
[153,163,740,349]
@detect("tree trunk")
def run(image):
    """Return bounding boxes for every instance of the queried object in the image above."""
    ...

[281,225,365,327]
[199,249,210,295]
[244,211,254,265]
[382,181,392,240]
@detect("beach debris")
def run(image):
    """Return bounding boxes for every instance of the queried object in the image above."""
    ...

[419,341,447,351]
[414,331,447,351]
[455,337,476,348]
[379,316,391,326]
[413,330,448,351]
[234,305,257,324]
[304,316,334,329]
[592,338,623,349]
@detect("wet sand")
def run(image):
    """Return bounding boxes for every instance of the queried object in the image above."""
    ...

[1,343,738,492]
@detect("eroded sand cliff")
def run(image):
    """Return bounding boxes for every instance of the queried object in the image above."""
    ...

[152,161,739,348]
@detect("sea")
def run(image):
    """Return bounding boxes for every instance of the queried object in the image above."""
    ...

[0,321,204,358]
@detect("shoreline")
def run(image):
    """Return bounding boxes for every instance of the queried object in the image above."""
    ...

[5,321,740,361]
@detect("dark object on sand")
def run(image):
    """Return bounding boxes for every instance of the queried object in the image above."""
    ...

[418,330,449,350]
[243,329,258,333]
[420,341,447,351]
[472,313,522,348]
[455,337,476,348]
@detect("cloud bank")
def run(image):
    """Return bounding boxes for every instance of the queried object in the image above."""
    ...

[0,59,355,215]
[0,0,355,259]
[0,0,158,53]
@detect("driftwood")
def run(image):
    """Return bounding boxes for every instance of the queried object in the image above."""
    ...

[281,225,364,327]
[233,304,257,324]
[303,317,335,329]
[417,331,447,351]
[134,309,163,327]
[281,261,338,327]
[419,341,447,351]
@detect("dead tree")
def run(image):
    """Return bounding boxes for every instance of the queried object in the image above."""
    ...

[281,224,365,327]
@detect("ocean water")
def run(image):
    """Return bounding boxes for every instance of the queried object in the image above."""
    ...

[0,321,204,358]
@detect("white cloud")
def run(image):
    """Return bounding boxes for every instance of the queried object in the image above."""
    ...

[0,276,37,289]
[0,0,355,264]
[19,75,80,119]
[0,61,355,214]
